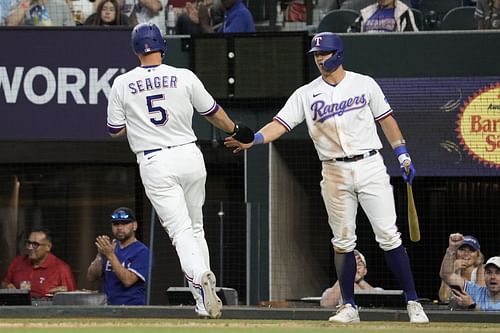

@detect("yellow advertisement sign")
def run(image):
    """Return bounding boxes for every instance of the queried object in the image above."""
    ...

[457,83,500,168]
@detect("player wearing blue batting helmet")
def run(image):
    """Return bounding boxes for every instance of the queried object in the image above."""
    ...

[131,23,166,56]
[308,32,344,72]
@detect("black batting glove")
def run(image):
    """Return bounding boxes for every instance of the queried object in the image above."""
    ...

[229,123,254,144]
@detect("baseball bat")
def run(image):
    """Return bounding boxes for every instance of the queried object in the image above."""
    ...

[404,165,420,242]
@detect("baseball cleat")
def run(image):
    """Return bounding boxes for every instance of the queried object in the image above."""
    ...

[328,304,360,323]
[407,301,429,324]
[201,271,222,319]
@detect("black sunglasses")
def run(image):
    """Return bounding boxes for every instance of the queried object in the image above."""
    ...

[111,210,131,220]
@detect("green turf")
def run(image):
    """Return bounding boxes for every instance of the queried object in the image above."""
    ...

[0,319,498,333]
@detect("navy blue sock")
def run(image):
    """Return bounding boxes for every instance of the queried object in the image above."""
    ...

[334,251,356,307]
[384,245,418,301]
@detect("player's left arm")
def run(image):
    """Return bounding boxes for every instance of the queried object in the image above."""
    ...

[107,80,127,138]
[379,115,415,185]
[109,128,127,138]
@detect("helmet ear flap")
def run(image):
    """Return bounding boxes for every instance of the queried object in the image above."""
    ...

[323,50,344,72]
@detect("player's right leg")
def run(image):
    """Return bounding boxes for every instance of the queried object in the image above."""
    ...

[321,161,360,323]
[138,147,220,318]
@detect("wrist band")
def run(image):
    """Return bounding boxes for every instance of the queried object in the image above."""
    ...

[390,139,406,149]
[253,132,264,145]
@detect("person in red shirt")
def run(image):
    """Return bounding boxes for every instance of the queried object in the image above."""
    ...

[1,228,76,298]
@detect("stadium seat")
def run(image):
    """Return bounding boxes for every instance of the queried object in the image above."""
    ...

[412,8,425,31]
[418,0,463,29]
[316,9,360,33]
[439,6,476,30]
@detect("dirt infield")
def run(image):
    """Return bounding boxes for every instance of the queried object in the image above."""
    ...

[0,319,498,333]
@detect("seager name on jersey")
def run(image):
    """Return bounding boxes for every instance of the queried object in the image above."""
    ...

[128,76,178,94]
[311,94,367,123]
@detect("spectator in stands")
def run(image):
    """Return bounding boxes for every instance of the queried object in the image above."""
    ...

[341,0,416,11]
[440,233,500,311]
[475,0,500,29]
[1,228,76,298]
[438,234,485,303]
[320,250,379,308]
[84,0,129,26]
[217,0,255,33]
[175,0,214,34]
[133,0,167,35]
[4,0,75,26]
[1,0,11,24]
[87,207,150,305]
[348,0,418,32]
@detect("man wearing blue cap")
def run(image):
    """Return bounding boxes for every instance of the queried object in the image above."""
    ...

[87,207,150,305]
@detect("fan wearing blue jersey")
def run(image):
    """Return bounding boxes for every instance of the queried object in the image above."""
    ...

[87,207,150,305]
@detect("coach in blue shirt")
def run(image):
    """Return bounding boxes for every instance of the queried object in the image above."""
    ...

[218,0,256,33]
[87,207,150,305]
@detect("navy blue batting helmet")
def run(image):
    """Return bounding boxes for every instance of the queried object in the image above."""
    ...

[131,23,166,56]
[308,32,344,72]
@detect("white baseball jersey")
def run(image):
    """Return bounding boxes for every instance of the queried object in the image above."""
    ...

[107,64,218,158]
[273,71,392,161]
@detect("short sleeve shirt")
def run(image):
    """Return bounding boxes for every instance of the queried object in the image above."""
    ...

[107,64,218,156]
[465,281,500,311]
[103,240,150,305]
[2,253,76,298]
[273,71,391,161]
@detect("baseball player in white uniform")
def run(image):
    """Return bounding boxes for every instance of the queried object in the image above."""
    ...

[225,32,429,324]
[107,23,254,318]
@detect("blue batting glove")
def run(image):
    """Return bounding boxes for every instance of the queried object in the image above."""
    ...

[393,145,416,185]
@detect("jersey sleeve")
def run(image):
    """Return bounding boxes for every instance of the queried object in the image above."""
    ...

[128,246,150,282]
[188,70,219,116]
[368,77,393,121]
[273,89,306,131]
[106,77,126,134]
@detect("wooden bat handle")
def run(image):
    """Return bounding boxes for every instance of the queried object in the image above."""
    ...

[407,183,421,242]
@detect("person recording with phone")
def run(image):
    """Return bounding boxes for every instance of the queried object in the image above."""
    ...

[87,207,150,305]
[438,234,485,303]
[440,233,500,311]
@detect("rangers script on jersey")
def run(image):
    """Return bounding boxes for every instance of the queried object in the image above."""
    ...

[273,71,392,161]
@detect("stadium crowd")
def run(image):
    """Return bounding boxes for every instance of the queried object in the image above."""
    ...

[1,0,498,32]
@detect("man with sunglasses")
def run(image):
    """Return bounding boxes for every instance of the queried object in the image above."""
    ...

[1,228,76,298]
[87,207,150,305]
